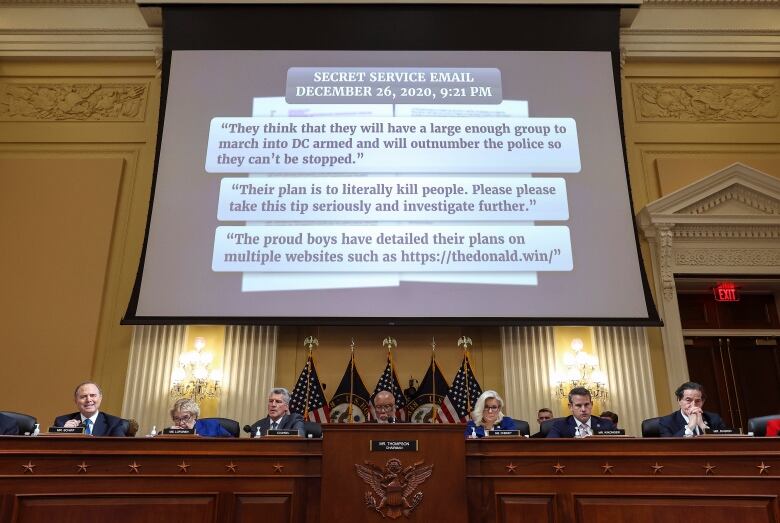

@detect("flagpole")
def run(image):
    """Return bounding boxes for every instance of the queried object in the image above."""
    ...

[383,336,398,419]
[458,336,473,414]
[303,336,319,420]
[431,337,438,423]
[348,338,355,423]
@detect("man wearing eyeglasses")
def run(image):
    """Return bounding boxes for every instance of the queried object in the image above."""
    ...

[659,382,725,437]
[372,390,400,423]
[546,387,615,438]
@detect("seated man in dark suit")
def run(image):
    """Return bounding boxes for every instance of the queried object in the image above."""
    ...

[248,387,304,437]
[0,413,20,435]
[53,382,127,436]
[546,386,616,438]
[372,390,403,424]
[659,382,725,437]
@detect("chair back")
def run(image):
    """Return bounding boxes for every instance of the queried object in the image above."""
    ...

[0,411,37,434]
[540,417,564,437]
[641,416,663,437]
[514,419,531,437]
[747,414,780,437]
[303,421,322,438]
[201,417,240,437]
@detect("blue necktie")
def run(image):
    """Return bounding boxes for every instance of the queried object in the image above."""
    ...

[84,419,92,435]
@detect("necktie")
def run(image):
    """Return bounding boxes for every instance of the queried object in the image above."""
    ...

[84,419,92,435]
[578,424,589,438]
[271,421,278,430]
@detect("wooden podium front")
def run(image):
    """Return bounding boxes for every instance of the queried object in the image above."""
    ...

[320,424,467,522]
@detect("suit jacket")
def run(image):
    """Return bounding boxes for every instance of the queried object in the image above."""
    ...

[0,413,19,435]
[53,411,127,437]
[658,410,725,437]
[465,416,519,438]
[248,412,304,437]
[546,415,616,438]
[193,419,232,437]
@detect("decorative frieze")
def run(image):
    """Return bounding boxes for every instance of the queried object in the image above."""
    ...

[632,82,778,122]
[673,224,780,239]
[0,82,148,121]
[676,247,780,266]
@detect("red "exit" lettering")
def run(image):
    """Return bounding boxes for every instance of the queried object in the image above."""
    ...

[713,283,739,302]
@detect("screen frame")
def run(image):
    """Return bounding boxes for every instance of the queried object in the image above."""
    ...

[123,4,661,327]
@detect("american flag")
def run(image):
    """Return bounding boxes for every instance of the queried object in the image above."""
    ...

[436,354,483,423]
[289,354,330,423]
[370,354,408,421]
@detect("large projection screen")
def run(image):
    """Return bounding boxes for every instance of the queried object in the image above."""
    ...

[124,5,660,325]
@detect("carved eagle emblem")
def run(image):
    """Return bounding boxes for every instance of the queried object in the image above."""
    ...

[355,458,434,519]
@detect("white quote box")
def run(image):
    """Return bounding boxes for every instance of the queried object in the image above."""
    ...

[218,176,568,222]
[212,225,572,273]
[205,117,580,174]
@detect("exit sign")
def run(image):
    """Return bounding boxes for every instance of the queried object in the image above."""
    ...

[713,282,739,302]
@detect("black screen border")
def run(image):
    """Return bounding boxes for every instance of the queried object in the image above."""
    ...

[123,4,661,327]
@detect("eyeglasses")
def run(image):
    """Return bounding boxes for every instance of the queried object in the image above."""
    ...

[172,414,193,423]
[484,405,500,412]
[375,404,395,411]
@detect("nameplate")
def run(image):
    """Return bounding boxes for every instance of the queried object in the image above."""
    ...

[706,428,738,435]
[488,430,520,437]
[593,429,626,436]
[267,429,301,436]
[48,426,85,434]
[162,428,195,435]
[371,440,418,452]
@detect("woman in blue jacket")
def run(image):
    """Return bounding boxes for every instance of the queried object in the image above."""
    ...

[169,398,231,437]
[465,390,518,438]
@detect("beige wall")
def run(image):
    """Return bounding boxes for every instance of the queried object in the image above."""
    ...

[0,57,161,422]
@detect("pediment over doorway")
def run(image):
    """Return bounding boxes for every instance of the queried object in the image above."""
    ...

[640,162,780,226]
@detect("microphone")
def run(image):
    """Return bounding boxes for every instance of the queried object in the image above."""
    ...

[387,417,396,424]
[243,425,253,434]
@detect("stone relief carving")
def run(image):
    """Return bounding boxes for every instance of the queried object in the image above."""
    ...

[632,83,778,122]
[676,248,780,266]
[678,185,779,215]
[0,83,147,121]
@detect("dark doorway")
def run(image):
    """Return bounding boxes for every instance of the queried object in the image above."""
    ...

[684,336,780,431]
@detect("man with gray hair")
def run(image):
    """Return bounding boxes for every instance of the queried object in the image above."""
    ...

[248,387,304,437]
[53,382,126,436]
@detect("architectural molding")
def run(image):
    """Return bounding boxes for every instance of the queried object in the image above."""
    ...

[676,247,780,266]
[0,30,161,57]
[0,81,149,121]
[638,162,780,399]
[631,82,778,122]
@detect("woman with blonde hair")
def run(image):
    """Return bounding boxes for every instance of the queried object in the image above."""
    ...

[465,390,518,438]
[169,398,231,437]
